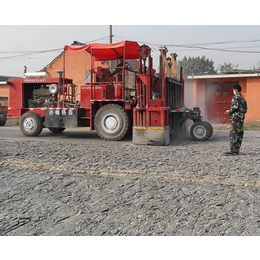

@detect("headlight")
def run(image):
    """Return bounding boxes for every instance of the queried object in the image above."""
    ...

[49,84,58,94]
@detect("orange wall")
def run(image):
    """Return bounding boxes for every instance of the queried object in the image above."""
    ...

[0,84,9,103]
[193,79,205,111]
[246,77,260,121]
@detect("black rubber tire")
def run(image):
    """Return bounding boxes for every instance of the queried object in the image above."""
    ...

[126,109,133,137]
[0,120,6,126]
[94,104,130,141]
[48,127,65,134]
[203,121,213,138]
[19,112,43,137]
[190,121,211,141]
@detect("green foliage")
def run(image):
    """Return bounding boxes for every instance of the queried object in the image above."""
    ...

[219,62,238,73]
[178,56,217,77]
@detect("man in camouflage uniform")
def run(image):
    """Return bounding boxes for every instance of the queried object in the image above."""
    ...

[224,84,247,156]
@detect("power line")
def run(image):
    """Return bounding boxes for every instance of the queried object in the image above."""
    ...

[2,35,260,61]
[171,44,260,51]
[114,35,260,54]
[0,49,61,60]
[0,36,110,55]
[3,56,61,60]
[114,35,260,47]
[154,43,260,54]
[177,45,260,54]
[0,36,110,60]
[0,51,37,53]
[172,38,260,47]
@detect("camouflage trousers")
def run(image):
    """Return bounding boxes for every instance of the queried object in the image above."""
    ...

[229,119,244,153]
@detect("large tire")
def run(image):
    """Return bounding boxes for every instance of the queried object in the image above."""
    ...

[190,121,211,141]
[0,120,6,126]
[94,104,130,141]
[203,121,213,138]
[20,112,43,137]
[48,127,65,134]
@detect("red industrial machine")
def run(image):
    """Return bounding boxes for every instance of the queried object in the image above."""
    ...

[7,41,213,145]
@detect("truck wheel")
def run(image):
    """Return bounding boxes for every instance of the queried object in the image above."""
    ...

[48,127,65,133]
[94,104,130,141]
[203,121,213,138]
[20,112,43,137]
[190,121,211,141]
[0,121,6,126]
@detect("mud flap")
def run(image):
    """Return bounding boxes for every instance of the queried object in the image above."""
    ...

[45,109,78,128]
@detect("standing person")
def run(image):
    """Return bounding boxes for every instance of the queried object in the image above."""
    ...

[224,84,247,156]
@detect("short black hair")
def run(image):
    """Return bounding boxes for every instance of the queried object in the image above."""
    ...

[233,84,242,92]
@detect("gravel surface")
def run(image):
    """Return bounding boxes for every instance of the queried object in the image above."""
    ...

[1,134,260,236]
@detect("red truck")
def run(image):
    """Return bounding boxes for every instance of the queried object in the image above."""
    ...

[7,41,213,145]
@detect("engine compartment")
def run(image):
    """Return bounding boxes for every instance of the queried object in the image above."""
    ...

[24,83,78,108]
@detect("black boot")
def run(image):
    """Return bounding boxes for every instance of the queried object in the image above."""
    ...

[223,151,238,156]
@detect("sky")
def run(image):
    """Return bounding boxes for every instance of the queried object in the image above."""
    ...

[1,25,260,77]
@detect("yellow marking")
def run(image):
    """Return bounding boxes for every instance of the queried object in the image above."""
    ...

[148,126,170,130]
[133,126,147,130]
[1,159,259,189]
[78,127,91,130]
[80,117,90,119]
[147,127,164,130]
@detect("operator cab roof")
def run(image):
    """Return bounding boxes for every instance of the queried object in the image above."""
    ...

[64,41,140,61]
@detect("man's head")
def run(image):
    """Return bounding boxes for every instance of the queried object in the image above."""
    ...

[119,56,124,63]
[233,84,242,95]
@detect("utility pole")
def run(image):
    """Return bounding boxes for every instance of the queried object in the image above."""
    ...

[109,25,113,67]
[109,25,113,44]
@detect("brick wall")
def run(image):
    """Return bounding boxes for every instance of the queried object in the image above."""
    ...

[42,51,107,87]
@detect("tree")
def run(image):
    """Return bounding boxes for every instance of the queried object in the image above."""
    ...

[219,62,238,73]
[252,61,260,70]
[178,56,217,77]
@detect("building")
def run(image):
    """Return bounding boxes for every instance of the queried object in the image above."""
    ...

[0,75,14,104]
[42,41,108,88]
[184,79,193,108]
[0,76,9,97]
[188,70,260,123]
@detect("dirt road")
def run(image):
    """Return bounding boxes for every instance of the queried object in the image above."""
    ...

[1,127,260,235]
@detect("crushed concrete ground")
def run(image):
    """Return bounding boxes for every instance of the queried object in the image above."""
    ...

[1,134,260,235]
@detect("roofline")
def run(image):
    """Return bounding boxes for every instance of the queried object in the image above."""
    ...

[42,52,63,70]
[188,73,260,80]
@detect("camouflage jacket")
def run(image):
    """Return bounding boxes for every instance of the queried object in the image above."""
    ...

[229,93,247,122]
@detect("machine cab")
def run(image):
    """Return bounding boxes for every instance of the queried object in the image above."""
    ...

[64,41,140,108]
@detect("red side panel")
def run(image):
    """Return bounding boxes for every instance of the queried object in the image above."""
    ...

[9,79,24,117]
[81,86,91,108]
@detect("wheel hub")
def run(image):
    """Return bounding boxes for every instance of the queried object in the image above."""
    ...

[105,117,117,130]
[101,113,121,134]
[24,118,36,132]
[193,125,206,139]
